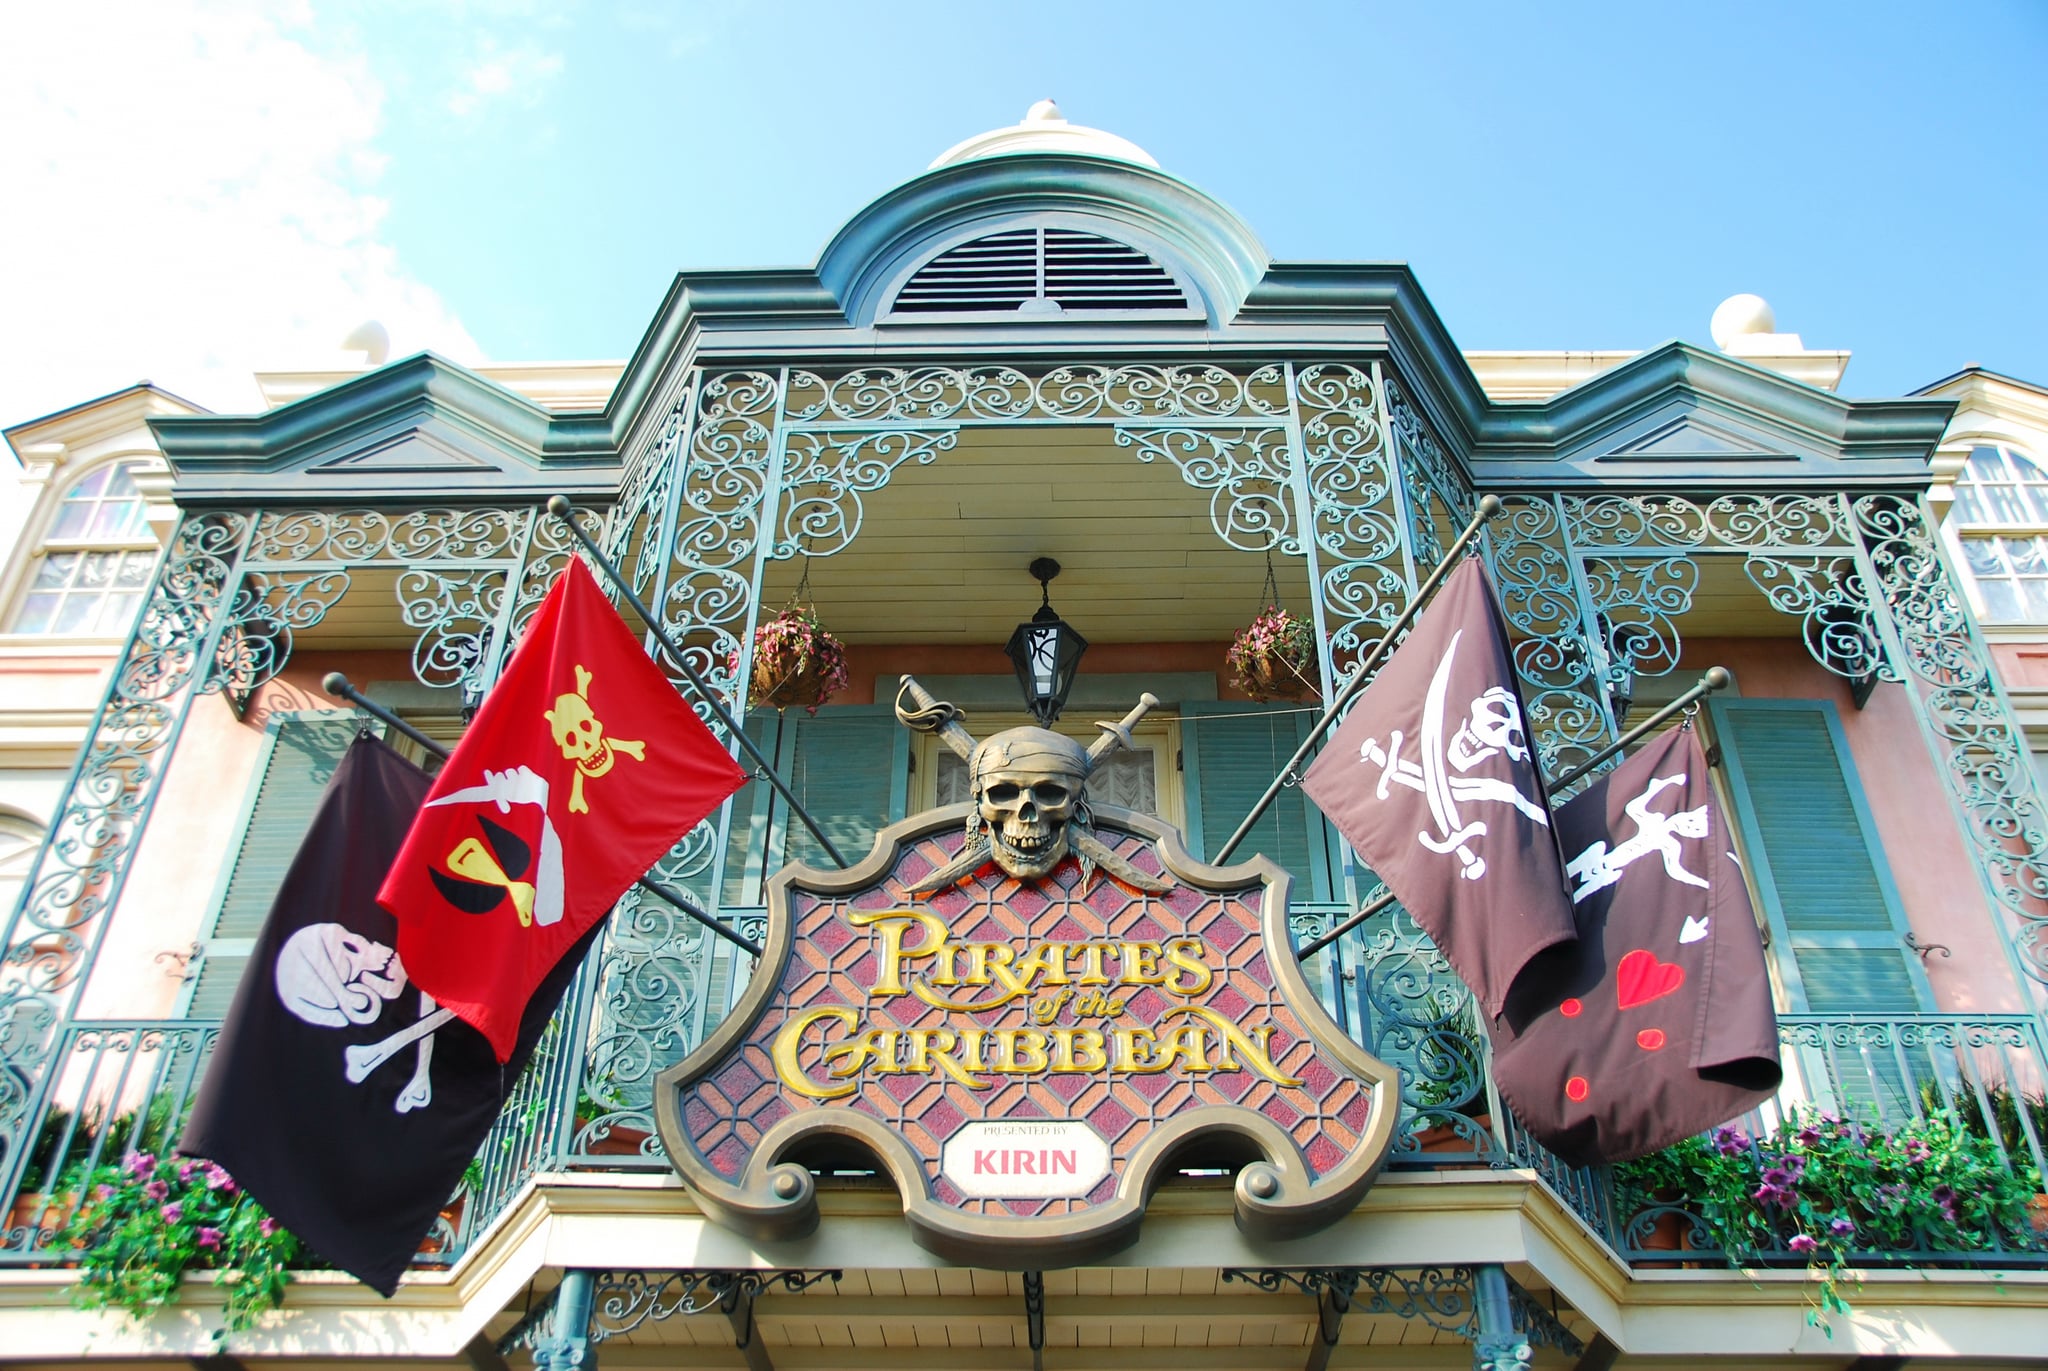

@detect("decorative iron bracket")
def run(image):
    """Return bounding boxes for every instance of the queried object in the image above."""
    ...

[1221,1265,1581,1371]
[499,1269,840,1370]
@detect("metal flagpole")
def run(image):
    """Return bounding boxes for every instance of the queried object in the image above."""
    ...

[321,671,766,959]
[546,495,851,870]
[1211,495,1506,865]
[1292,666,1733,961]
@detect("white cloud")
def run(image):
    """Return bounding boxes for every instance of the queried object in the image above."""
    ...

[447,38,565,118]
[0,0,482,431]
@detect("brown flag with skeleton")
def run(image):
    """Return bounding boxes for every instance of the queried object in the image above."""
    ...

[1490,724,1781,1164]
[1301,557,1578,1019]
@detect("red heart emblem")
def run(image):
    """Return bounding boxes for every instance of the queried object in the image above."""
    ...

[1616,949,1684,1011]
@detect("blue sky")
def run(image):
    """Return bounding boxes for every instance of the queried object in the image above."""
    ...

[5,0,2044,428]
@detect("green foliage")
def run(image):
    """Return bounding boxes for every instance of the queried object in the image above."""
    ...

[1225,606,1319,702]
[1613,1109,2044,1336]
[59,1152,301,1343]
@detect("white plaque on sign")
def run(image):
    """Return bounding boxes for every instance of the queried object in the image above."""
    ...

[941,1120,1110,1199]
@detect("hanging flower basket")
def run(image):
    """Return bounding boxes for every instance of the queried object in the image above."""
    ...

[1226,606,1320,702]
[745,605,849,713]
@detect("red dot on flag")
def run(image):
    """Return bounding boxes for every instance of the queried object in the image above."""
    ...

[1559,998,1583,1018]
[1637,1028,1667,1051]
[1565,1076,1589,1102]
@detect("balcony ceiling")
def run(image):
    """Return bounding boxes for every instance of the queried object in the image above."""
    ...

[290,423,1824,653]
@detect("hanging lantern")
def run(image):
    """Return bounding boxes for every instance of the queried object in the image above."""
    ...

[1004,557,1088,725]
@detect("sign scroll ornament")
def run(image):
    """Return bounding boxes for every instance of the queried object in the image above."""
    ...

[655,680,1400,1267]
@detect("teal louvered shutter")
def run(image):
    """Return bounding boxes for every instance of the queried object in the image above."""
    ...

[767,705,911,874]
[182,714,366,1018]
[1181,702,1334,902]
[717,712,778,909]
[1709,698,1930,1014]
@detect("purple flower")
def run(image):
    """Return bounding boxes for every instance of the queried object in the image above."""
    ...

[123,1152,155,1179]
[1789,1233,1818,1255]
[1901,1138,1933,1164]
[1931,1184,1960,1221]
[195,1226,221,1251]
[1752,1182,1794,1209]
[142,1179,169,1201]
[1713,1126,1748,1157]
[1829,1217,1855,1239]
[205,1164,235,1193]
[161,1201,184,1224]
[177,1160,198,1183]
[259,1218,277,1238]
[1796,1125,1822,1147]
[92,1184,112,1201]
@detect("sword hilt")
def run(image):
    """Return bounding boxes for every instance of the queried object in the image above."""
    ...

[895,675,978,762]
[1087,693,1162,770]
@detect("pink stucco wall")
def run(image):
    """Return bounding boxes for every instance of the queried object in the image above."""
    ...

[80,652,416,1019]
[1683,638,2026,1014]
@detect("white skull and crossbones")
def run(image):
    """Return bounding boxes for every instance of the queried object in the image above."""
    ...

[274,923,454,1113]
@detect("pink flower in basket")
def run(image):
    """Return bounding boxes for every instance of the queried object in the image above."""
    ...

[1226,606,1320,702]
[738,605,850,713]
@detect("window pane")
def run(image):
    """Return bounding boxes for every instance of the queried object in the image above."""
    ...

[1954,486,1987,522]
[2005,537,2048,574]
[1981,483,2029,523]
[1980,579,2024,621]
[70,466,112,498]
[1961,538,2005,575]
[48,502,93,538]
[52,596,96,634]
[100,593,140,632]
[13,594,58,634]
[76,552,117,589]
[101,464,139,497]
[86,498,145,540]
[115,553,154,588]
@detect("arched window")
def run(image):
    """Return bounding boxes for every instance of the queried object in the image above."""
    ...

[1951,445,2048,622]
[11,461,158,636]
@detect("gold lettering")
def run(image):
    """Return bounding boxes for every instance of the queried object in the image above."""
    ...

[1150,1021,1214,1074]
[1162,938,1214,997]
[1163,1006,1302,1086]
[1120,941,1164,985]
[905,1027,988,1090]
[770,1006,860,1100]
[1051,1027,1107,1072]
[1073,942,1117,984]
[848,909,951,998]
[997,1028,1049,1073]
[1113,1027,1156,1072]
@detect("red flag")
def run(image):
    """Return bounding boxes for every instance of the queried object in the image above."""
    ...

[1490,725,1781,1164]
[379,559,746,1060]
[1300,558,1577,1018]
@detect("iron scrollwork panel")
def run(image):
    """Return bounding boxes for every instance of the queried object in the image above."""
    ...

[0,513,250,1189]
[1853,495,2048,995]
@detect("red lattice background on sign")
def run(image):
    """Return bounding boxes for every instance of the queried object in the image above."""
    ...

[678,826,1378,1219]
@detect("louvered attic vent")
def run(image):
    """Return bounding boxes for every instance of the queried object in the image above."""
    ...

[891,228,1191,315]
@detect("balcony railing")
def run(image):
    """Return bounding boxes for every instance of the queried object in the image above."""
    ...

[5,913,2045,1279]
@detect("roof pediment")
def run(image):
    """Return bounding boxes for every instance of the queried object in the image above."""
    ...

[150,353,619,506]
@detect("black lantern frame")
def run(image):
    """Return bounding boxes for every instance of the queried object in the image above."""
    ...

[1004,557,1088,725]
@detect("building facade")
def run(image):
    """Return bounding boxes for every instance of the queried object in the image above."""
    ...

[2,107,2045,1368]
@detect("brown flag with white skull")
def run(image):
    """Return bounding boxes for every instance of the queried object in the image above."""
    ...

[1489,724,1780,1165]
[1301,557,1576,1018]
[181,734,599,1296]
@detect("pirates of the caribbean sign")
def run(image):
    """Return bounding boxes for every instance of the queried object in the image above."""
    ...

[654,683,1399,1267]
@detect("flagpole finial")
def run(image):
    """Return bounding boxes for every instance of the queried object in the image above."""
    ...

[546,494,575,519]
[1703,666,1733,692]
[322,671,352,698]
[1477,494,1504,519]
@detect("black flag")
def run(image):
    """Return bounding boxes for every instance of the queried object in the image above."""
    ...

[181,734,595,1295]
[1490,725,1781,1164]
[1301,557,1577,1017]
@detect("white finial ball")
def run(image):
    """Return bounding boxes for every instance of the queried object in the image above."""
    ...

[1024,98,1065,124]
[1710,294,1775,350]
[341,319,390,366]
